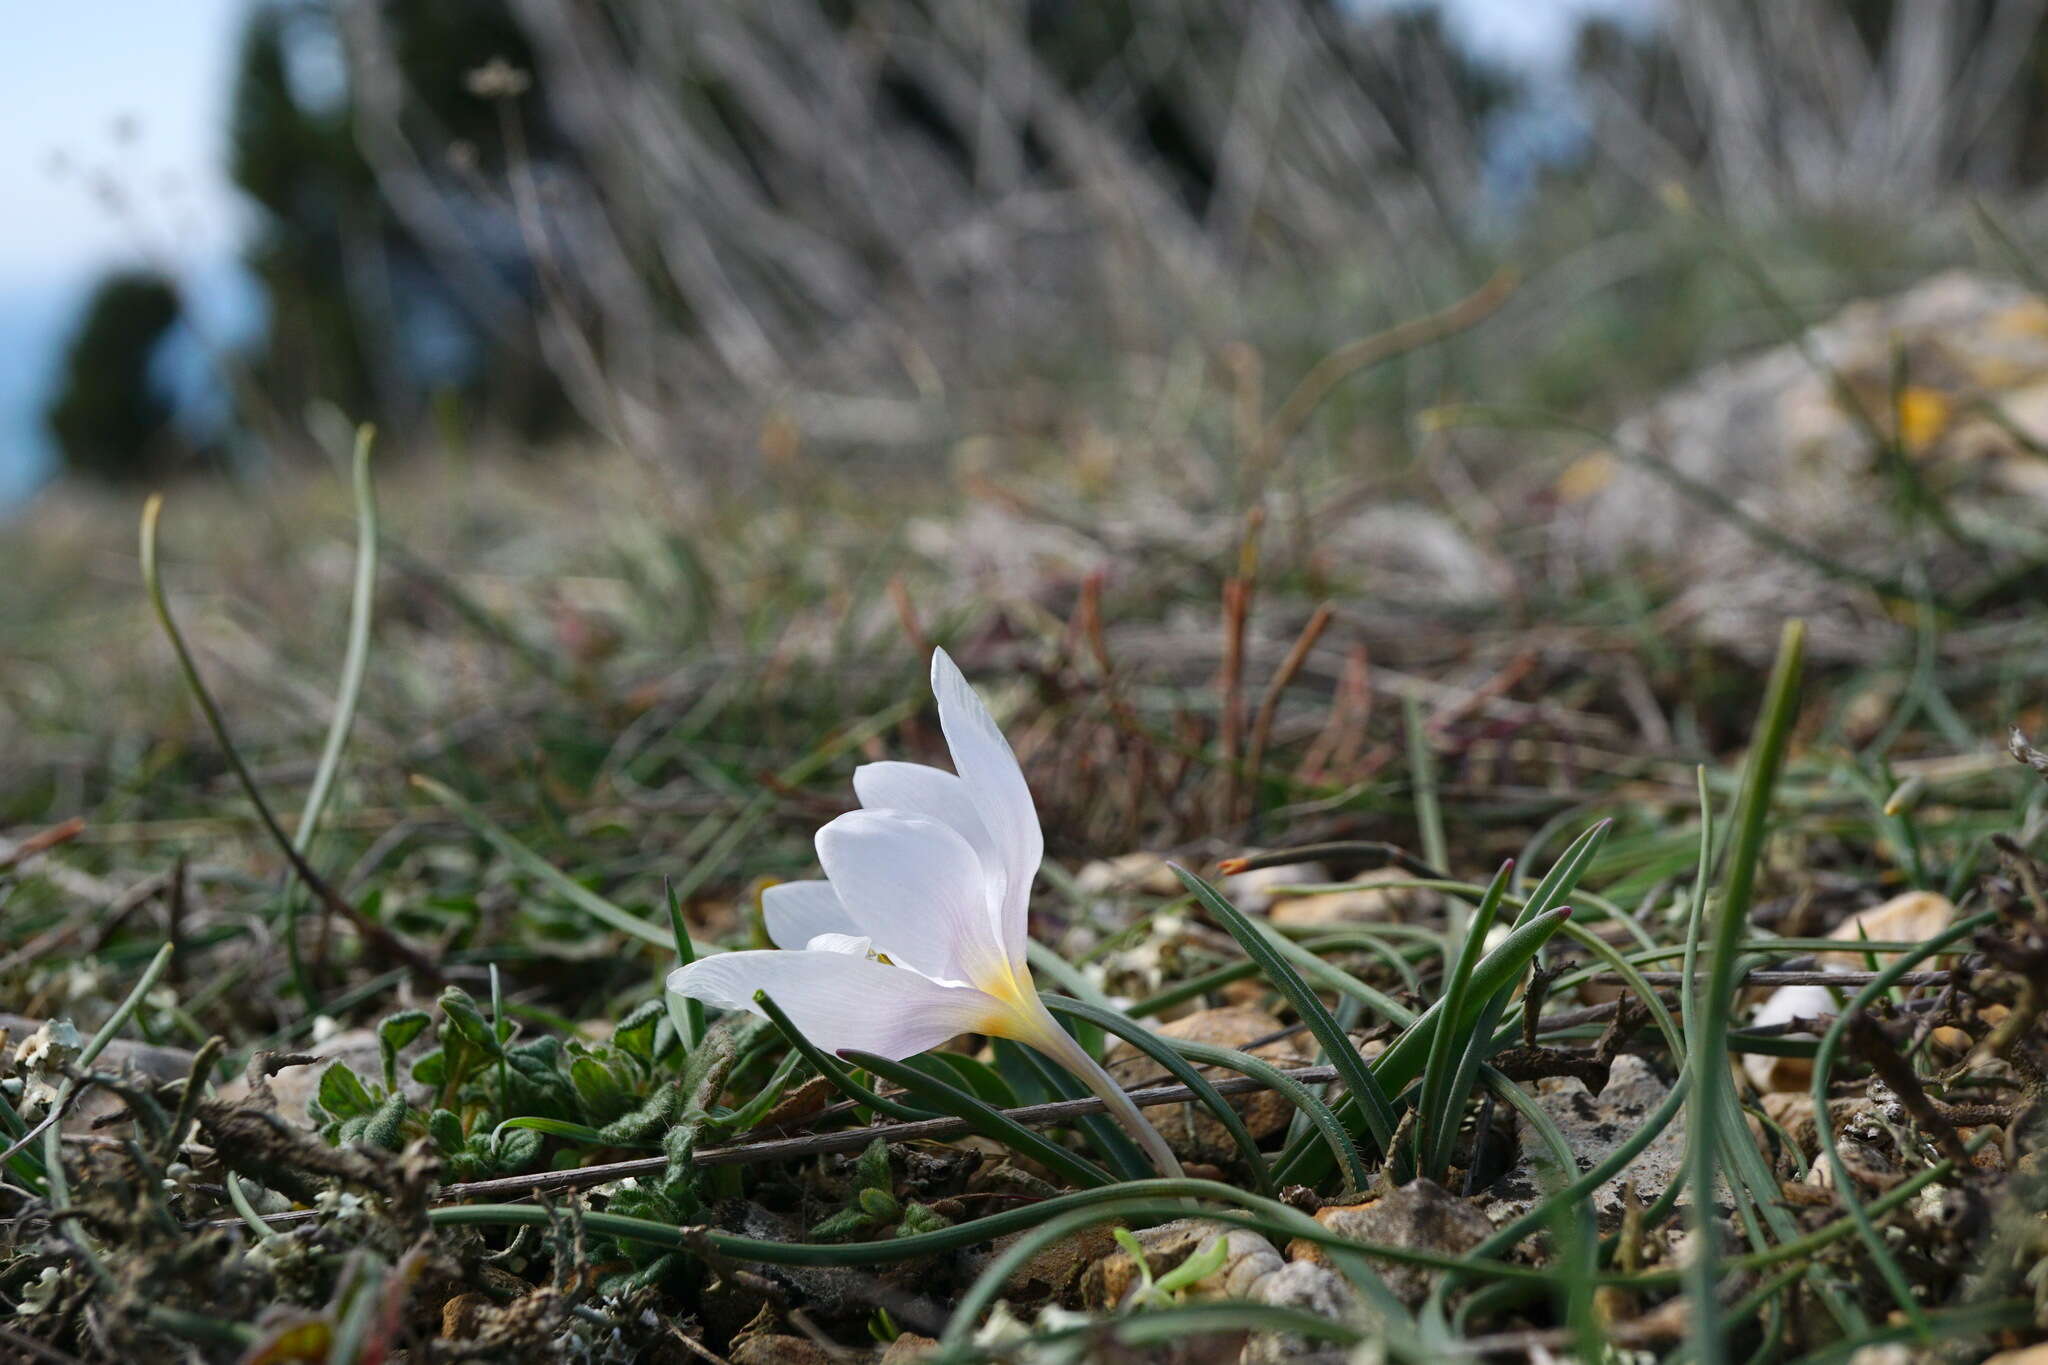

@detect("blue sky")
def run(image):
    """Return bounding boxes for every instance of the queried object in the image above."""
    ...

[0,0,247,502]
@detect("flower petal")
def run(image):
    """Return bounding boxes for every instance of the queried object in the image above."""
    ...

[852,761,1001,878]
[931,649,1043,964]
[805,932,872,956]
[816,808,1010,988]
[666,950,1004,1060]
[760,880,858,951]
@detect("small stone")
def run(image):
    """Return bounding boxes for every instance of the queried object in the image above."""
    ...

[990,1223,1120,1310]
[1074,852,1182,897]
[1240,1261,1360,1365]
[216,1026,433,1124]
[1222,861,1329,915]
[1268,869,1441,929]
[1814,891,1954,971]
[1981,1345,2048,1365]
[1289,1180,1492,1307]
[440,1292,494,1339]
[729,1336,838,1365]
[1803,1138,1894,1191]
[1483,1055,1688,1223]
[1744,890,1956,1094]
[879,1333,940,1363]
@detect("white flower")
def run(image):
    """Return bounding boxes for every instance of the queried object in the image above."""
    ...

[668,649,1180,1176]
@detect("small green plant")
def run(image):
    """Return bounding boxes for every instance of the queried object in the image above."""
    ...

[1112,1228,1230,1311]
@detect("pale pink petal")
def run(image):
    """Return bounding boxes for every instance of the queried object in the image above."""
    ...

[930,649,1042,963]
[666,950,1004,1060]
[816,808,1009,987]
[761,880,856,951]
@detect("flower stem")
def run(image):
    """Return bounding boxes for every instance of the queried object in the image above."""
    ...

[1024,1007,1185,1179]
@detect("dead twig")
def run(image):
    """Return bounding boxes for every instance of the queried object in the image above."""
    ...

[1214,575,1252,828]
[0,817,87,873]
[1240,603,1333,825]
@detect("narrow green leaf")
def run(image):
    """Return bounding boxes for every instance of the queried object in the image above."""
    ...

[754,991,938,1123]
[409,773,678,950]
[1686,620,1805,1365]
[843,1050,1116,1190]
[1044,995,1274,1196]
[905,1051,1018,1111]
[1404,694,1449,886]
[1001,1037,1152,1181]
[491,1115,648,1148]
[1417,859,1513,1181]
[1152,1235,1230,1295]
[665,878,706,1052]
[1271,905,1574,1186]
[710,1049,808,1133]
[1171,1036,1368,1194]
[1170,863,1395,1160]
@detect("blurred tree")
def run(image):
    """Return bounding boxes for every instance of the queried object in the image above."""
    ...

[45,272,185,482]
[226,0,563,451]
[202,0,1522,468]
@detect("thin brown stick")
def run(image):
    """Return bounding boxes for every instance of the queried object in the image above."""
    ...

[1240,604,1333,823]
[1215,576,1251,826]
[0,817,87,872]
[1077,572,1176,812]
[1427,651,1538,740]
[887,574,929,659]
[1606,970,1953,989]
[1295,643,1372,787]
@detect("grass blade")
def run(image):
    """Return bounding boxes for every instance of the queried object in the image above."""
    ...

[1170,1036,1368,1194]
[1417,859,1513,1180]
[283,425,380,1008]
[752,991,937,1123]
[1171,862,1397,1159]
[665,878,706,1052]
[142,495,440,985]
[294,424,379,858]
[1685,620,1804,1365]
[1404,694,1450,896]
[1271,904,1574,1186]
[1006,1036,1153,1181]
[1043,995,1274,1195]
[409,773,678,950]
[842,1050,1116,1189]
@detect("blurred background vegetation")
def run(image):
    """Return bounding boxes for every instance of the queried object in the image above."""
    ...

[37,0,2048,483]
[16,0,2048,844]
